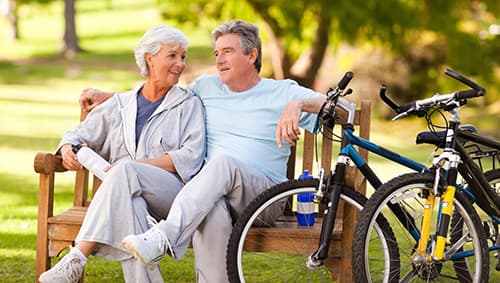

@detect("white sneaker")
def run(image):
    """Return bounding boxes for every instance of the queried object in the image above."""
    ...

[38,246,84,283]
[122,221,174,268]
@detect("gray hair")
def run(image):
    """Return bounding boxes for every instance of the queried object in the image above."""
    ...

[135,25,189,77]
[211,20,262,72]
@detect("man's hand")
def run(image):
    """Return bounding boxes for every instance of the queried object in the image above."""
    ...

[276,100,302,147]
[275,95,326,147]
[79,88,114,112]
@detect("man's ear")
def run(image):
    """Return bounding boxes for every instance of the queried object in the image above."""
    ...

[248,48,258,64]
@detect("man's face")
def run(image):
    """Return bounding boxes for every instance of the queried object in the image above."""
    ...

[213,33,255,87]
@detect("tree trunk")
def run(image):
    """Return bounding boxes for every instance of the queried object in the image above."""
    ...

[61,0,82,58]
[289,15,331,88]
[246,0,330,89]
[246,0,292,80]
[2,0,19,41]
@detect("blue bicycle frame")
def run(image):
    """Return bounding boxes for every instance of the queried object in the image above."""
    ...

[312,98,427,260]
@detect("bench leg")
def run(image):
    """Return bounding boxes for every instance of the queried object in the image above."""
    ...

[36,173,54,280]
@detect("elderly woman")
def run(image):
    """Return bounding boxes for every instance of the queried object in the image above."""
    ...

[39,25,206,283]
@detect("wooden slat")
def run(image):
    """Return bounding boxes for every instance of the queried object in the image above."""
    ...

[302,131,315,174]
[47,207,87,225]
[245,218,343,254]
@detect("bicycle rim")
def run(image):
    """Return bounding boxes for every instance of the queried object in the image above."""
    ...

[354,173,489,282]
[226,179,370,283]
[461,168,500,281]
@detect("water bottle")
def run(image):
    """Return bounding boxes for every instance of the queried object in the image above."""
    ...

[296,170,315,226]
[72,144,110,180]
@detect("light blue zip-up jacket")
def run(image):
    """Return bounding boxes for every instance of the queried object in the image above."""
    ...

[58,83,206,183]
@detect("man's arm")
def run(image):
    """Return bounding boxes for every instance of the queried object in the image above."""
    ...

[80,88,114,112]
[275,95,326,147]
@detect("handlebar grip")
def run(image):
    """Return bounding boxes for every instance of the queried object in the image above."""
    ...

[337,71,353,90]
[455,89,484,100]
[445,68,486,95]
[379,84,399,112]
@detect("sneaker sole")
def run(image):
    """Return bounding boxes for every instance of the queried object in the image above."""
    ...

[122,238,151,268]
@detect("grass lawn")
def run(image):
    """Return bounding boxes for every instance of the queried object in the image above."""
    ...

[1,0,498,282]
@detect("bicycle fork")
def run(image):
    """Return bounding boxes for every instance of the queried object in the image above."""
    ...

[414,154,460,263]
[307,155,348,268]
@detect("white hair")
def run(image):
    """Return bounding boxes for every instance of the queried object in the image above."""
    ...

[134,25,189,77]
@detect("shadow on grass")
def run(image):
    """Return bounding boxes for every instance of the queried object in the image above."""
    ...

[0,172,75,216]
[0,96,77,108]
[0,61,66,85]
[0,232,36,250]
[0,134,61,152]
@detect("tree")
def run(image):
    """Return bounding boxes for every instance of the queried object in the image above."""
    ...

[1,0,19,41]
[1,0,82,57]
[158,0,499,98]
[61,0,82,58]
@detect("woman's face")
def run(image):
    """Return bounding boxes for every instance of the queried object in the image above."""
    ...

[146,43,186,87]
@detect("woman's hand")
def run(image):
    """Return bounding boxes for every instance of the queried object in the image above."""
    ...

[60,144,82,171]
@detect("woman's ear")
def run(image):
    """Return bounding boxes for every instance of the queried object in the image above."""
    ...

[145,53,153,66]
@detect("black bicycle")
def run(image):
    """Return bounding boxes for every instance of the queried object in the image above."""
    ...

[226,69,499,282]
[352,68,500,282]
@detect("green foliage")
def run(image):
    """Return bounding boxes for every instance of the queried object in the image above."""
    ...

[155,0,499,101]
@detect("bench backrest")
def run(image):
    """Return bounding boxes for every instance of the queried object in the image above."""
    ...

[287,100,370,192]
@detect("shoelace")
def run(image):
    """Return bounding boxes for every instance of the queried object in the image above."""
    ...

[54,255,82,282]
[146,215,159,227]
[145,215,175,259]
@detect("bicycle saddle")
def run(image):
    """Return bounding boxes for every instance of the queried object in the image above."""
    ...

[415,124,478,148]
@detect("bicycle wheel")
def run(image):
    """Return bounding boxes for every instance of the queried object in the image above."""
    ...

[454,168,500,280]
[352,173,489,283]
[226,178,397,283]
[485,169,500,274]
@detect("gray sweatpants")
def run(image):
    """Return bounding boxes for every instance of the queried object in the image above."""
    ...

[76,161,184,283]
[158,154,276,283]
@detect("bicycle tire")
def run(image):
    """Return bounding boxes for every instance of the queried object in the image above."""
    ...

[485,169,500,273]
[352,173,489,283]
[226,178,398,283]
[452,168,500,280]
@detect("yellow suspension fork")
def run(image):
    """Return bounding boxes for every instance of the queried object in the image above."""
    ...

[433,184,456,260]
[415,192,436,257]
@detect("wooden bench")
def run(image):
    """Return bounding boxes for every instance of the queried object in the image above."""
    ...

[34,100,371,282]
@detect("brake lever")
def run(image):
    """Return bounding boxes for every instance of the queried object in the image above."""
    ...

[392,112,409,121]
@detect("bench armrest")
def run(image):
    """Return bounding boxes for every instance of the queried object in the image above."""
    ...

[34,152,67,175]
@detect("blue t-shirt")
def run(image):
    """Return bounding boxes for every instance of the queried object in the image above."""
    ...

[189,75,320,183]
[135,90,164,145]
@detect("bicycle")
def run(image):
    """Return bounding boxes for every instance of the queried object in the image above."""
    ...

[225,71,486,282]
[351,68,500,282]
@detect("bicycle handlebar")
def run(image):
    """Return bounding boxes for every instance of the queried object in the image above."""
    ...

[379,84,399,112]
[445,68,486,96]
[379,68,486,119]
[320,71,356,129]
[338,71,354,90]
[326,71,353,102]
